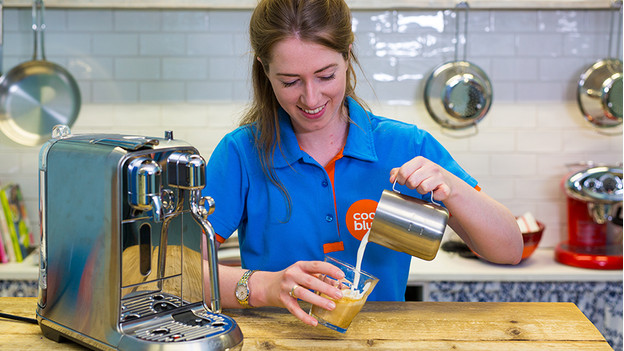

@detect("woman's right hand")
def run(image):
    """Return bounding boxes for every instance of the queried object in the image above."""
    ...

[250,260,346,326]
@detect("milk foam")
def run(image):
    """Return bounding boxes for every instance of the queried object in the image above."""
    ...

[343,281,371,300]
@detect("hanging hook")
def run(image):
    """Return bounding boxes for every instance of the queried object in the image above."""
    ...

[440,120,479,138]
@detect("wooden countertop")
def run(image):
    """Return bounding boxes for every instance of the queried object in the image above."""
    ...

[0,297,612,350]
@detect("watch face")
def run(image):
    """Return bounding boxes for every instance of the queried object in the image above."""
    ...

[235,284,248,301]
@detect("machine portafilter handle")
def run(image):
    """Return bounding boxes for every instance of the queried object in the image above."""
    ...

[167,152,222,314]
[128,157,165,222]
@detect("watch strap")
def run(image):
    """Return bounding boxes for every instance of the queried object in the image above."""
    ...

[236,269,257,306]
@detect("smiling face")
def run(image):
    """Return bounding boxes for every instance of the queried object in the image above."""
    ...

[263,37,349,136]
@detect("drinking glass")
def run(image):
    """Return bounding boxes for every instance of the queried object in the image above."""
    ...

[309,256,378,333]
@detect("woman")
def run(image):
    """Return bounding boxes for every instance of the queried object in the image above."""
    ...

[203,0,523,326]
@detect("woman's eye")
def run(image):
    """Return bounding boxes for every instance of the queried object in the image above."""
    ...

[280,73,334,87]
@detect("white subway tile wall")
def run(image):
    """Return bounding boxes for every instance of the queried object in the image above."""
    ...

[1,7,622,248]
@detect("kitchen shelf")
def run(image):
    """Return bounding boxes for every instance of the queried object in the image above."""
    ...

[2,0,618,9]
[0,262,38,281]
[408,247,623,283]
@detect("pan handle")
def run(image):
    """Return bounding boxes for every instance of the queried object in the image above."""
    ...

[453,1,469,62]
[31,0,46,61]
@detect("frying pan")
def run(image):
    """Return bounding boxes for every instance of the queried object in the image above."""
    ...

[0,0,80,146]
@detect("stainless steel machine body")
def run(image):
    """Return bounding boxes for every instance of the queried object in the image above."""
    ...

[36,129,242,350]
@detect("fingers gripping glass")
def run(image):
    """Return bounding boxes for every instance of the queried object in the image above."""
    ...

[309,256,378,333]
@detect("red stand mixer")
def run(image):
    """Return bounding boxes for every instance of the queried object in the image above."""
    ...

[556,164,623,269]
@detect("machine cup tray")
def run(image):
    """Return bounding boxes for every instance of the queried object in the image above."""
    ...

[121,295,236,343]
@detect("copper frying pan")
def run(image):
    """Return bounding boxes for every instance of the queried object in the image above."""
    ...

[0,0,80,146]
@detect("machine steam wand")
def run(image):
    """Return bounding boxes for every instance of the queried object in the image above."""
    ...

[189,191,221,313]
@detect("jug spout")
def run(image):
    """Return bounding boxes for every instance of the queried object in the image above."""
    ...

[369,190,449,261]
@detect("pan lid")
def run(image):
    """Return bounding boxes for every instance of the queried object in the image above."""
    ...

[565,165,623,203]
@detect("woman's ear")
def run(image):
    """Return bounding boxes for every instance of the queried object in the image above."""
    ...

[344,44,353,62]
[257,56,268,74]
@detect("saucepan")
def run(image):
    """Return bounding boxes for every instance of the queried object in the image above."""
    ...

[424,2,492,133]
[0,0,80,146]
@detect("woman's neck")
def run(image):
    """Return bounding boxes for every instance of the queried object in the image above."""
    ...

[296,118,348,167]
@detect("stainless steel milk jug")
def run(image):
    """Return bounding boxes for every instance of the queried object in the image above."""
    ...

[369,187,449,261]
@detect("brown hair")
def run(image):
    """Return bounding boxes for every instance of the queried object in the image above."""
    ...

[241,0,368,219]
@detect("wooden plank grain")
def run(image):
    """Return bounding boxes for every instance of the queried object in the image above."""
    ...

[0,297,38,316]
[0,298,612,351]
[229,302,608,343]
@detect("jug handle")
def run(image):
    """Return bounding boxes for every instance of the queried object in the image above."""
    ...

[392,179,439,206]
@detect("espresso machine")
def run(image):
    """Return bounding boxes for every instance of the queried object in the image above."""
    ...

[556,164,623,269]
[36,126,243,350]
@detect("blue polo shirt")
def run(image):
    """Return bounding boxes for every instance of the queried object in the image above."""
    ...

[203,97,477,301]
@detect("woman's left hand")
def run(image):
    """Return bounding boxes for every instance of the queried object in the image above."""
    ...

[390,156,453,202]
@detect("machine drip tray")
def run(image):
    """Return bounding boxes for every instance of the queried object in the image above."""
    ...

[555,242,623,270]
[121,300,239,343]
[121,292,186,322]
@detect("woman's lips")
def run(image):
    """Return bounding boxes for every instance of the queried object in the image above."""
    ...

[299,103,327,118]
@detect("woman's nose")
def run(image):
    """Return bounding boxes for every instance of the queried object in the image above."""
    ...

[301,81,320,107]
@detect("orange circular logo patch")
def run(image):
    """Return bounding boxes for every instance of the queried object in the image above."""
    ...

[345,199,378,240]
